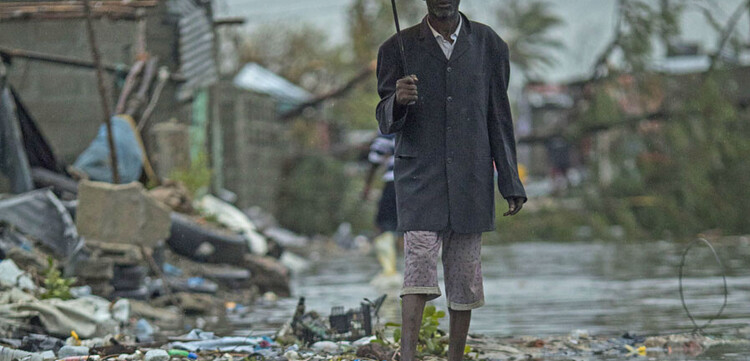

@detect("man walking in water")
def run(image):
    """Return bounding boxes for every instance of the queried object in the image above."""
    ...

[375,1,526,360]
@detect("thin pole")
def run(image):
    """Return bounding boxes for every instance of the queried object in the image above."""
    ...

[390,0,409,75]
[82,0,120,184]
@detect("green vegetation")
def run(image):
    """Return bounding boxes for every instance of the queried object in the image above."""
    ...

[169,151,212,199]
[39,257,76,300]
[375,305,471,357]
[498,0,564,79]
[276,155,350,235]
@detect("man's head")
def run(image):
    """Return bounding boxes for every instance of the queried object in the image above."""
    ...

[425,0,461,20]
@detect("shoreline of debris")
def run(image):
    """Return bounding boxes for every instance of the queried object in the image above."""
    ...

[1,315,749,361]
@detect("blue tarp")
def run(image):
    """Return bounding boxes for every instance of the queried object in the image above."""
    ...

[73,115,143,184]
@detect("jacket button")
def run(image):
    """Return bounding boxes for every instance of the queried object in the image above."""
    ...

[447,157,453,164]
[446,126,452,131]
[447,96,453,102]
[447,66,453,72]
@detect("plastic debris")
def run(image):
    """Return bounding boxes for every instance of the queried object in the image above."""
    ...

[0,259,36,291]
[167,350,198,359]
[57,346,89,358]
[135,319,154,343]
[311,341,338,353]
[71,115,143,184]
[0,346,55,361]
[143,349,169,361]
[0,189,83,260]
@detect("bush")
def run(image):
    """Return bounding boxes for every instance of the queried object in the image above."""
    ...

[275,155,350,235]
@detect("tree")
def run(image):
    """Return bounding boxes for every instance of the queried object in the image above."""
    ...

[496,0,565,79]
[348,0,424,64]
[238,24,348,94]
[578,0,750,237]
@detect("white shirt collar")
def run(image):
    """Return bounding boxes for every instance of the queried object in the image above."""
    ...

[427,15,462,43]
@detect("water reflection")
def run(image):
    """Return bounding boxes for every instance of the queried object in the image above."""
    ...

[241,239,750,338]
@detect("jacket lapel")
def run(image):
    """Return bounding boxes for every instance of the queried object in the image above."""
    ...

[448,13,473,63]
[417,16,449,64]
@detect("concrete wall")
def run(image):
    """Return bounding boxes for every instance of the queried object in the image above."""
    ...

[0,4,187,166]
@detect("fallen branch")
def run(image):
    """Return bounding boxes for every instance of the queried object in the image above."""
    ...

[279,60,376,120]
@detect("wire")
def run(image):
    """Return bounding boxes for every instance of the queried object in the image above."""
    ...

[678,237,729,335]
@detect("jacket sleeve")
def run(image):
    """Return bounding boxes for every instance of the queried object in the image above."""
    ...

[375,40,408,135]
[487,39,527,201]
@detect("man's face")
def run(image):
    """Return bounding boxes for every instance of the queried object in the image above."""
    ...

[426,0,461,20]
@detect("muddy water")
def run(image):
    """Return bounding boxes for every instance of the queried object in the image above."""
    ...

[235,239,750,356]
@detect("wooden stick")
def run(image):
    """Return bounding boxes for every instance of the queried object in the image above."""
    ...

[126,57,158,116]
[137,67,169,132]
[83,0,120,184]
[115,60,145,114]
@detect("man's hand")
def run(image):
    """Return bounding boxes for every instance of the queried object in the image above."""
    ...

[396,74,419,105]
[503,197,525,216]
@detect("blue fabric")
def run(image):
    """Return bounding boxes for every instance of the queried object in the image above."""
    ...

[73,116,143,183]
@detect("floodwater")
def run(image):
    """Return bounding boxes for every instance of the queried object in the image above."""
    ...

[234,238,750,359]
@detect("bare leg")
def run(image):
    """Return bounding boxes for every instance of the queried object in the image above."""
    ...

[400,294,427,361]
[447,309,471,361]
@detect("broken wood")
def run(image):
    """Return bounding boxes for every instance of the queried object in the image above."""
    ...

[126,57,158,117]
[115,60,145,115]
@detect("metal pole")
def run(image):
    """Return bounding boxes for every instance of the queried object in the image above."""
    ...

[390,0,409,75]
[83,0,120,184]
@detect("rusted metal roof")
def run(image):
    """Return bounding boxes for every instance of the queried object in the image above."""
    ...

[0,1,157,21]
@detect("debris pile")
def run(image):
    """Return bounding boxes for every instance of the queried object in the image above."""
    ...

[0,172,311,342]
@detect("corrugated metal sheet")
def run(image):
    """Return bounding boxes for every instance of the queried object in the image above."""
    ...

[169,0,218,100]
[233,63,313,104]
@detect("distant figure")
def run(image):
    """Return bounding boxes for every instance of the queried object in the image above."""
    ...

[545,135,571,193]
[375,0,527,360]
[362,132,399,280]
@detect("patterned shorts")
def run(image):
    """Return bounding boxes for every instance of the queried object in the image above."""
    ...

[401,231,484,310]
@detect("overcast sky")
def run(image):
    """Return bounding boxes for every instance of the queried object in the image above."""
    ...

[217,0,749,82]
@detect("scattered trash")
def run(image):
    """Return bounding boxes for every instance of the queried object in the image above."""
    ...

[19,334,64,353]
[310,341,338,353]
[169,334,275,353]
[0,189,83,260]
[0,346,55,361]
[0,288,127,339]
[194,195,268,255]
[167,350,197,359]
[286,295,386,346]
[0,259,36,291]
[57,345,89,358]
[143,349,169,361]
[134,319,154,343]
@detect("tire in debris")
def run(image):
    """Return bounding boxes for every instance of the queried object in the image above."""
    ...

[167,213,247,265]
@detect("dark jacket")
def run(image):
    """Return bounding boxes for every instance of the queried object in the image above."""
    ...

[375,13,526,233]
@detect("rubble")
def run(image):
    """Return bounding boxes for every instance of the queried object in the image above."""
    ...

[149,180,194,215]
[76,181,171,248]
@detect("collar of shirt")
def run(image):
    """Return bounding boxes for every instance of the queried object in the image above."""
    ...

[427,15,462,45]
